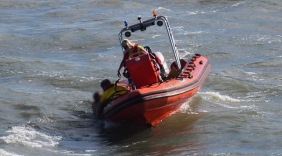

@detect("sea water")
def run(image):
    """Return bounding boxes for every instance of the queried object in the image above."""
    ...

[1,0,282,155]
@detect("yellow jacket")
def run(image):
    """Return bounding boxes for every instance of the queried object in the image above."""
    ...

[100,85,128,104]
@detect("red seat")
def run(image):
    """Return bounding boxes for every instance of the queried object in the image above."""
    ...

[126,54,159,89]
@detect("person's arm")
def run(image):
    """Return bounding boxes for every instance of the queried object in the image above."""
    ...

[117,60,124,78]
[117,51,128,77]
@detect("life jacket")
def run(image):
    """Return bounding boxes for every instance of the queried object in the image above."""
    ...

[122,44,144,67]
[99,85,128,104]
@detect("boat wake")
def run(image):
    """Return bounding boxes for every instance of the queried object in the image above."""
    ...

[199,91,242,103]
[199,91,258,111]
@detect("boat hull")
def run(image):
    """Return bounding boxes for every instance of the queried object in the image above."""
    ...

[102,54,210,126]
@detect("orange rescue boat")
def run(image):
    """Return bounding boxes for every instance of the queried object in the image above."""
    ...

[99,12,210,127]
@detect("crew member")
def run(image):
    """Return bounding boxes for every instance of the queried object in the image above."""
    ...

[117,39,166,79]
[92,79,128,119]
[99,79,128,104]
[117,39,148,78]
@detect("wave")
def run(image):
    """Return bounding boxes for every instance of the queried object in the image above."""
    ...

[179,100,194,113]
[0,0,39,9]
[186,11,198,15]
[231,2,245,7]
[179,91,245,113]
[0,149,21,156]
[155,7,171,12]
[244,57,282,69]
[1,125,62,148]
[198,91,260,112]
[200,91,242,103]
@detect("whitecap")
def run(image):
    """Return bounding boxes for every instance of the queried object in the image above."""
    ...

[232,2,245,7]
[186,11,198,15]
[179,101,191,113]
[0,149,22,156]
[0,126,62,148]
[178,100,199,114]
[173,26,184,32]
[200,91,241,103]
[183,31,203,35]
[151,34,161,38]
[155,7,171,12]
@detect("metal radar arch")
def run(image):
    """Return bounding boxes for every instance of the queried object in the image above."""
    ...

[118,11,182,72]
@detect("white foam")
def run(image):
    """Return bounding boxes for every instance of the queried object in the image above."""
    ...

[184,31,203,35]
[232,2,245,7]
[151,34,161,38]
[244,71,257,75]
[0,149,22,156]
[179,101,191,113]
[179,100,199,114]
[199,92,259,110]
[0,126,62,148]
[200,91,242,102]
[155,7,171,12]
[186,11,198,15]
